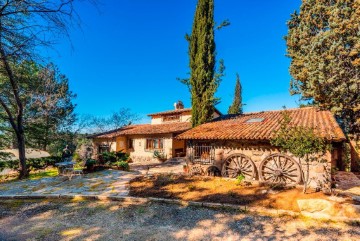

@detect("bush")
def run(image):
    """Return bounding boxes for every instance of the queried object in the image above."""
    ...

[99,151,130,165]
[235,174,245,185]
[0,156,62,173]
[85,159,97,168]
[115,161,129,171]
[153,150,166,160]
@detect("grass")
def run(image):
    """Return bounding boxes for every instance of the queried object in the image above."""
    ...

[0,167,59,183]
[28,167,58,180]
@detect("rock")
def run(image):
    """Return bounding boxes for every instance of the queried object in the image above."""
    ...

[297,199,360,219]
[297,199,332,213]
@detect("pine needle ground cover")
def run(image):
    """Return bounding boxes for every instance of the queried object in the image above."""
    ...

[129,174,355,212]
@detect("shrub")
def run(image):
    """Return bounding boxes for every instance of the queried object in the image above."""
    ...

[0,161,6,172]
[99,151,130,165]
[235,174,245,185]
[115,161,129,171]
[0,156,62,174]
[85,159,97,168]
[153,150,166,160]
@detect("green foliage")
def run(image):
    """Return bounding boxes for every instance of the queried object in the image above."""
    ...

[228,73,243,114]
[184,0,225,127]
[24,62,76,151]
[285,0,360,135]
[270,110,328,160]
[0,152,14,162]
[99,151,130,166]
[85,159,97,168]
[235,174,245,185]
[0,156,61,173]
[115,161,130,171]
[28,168,58,180]
[270,110,329,193]
[342,142,352,172]
[153,150,167,160]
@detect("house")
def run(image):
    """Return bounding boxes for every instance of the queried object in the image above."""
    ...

[177,107,346,189]
[89,101,221,162]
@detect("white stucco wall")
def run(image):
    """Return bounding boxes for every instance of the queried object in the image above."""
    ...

[127,134,174,163]
[151,117,162,124]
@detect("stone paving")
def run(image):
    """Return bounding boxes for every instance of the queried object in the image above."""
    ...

[130,158,186,175]
[0,170,139,197]
[0,158,186,198]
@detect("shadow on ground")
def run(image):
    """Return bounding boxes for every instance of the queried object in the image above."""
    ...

[0,199,359,241]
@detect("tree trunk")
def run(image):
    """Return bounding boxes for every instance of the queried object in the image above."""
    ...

[16,127,28,179]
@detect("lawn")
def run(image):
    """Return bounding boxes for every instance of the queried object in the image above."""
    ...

[129,174,355,212]
[0,167,59,183]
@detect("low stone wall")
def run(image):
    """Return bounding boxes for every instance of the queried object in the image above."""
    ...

[186,140,333,189]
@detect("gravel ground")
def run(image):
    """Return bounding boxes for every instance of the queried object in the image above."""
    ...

[0,200,359,241]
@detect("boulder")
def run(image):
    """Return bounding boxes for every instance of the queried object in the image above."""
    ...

[297,199,360,219]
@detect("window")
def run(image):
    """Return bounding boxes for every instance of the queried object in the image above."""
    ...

[162,115,180,122]
[98,144,110,153]
[246,118,264,123]
[128,139,134,149]
[146,138,164,150]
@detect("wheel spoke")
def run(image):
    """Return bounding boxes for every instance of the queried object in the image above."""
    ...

[285,168,298,174]
[264,166,275,171]
[282,173,297,182]
[223,155,255,179]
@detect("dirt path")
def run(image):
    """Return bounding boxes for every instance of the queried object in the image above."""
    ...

[0,199,359,241]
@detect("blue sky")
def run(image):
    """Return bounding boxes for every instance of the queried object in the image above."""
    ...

[49,0,302,123]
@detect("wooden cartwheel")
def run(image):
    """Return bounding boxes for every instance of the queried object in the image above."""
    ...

[258,153,302,186]
[221,153,257,180]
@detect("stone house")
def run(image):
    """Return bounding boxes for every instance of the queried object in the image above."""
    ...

[89,102,221,162]
[177,107,346,188]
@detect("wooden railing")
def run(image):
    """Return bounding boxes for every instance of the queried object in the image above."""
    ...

[188,145,215,165]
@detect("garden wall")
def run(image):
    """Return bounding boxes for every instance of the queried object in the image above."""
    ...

[186,140,334,189]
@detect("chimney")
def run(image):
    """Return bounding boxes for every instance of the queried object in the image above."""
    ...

[174,100,184,110]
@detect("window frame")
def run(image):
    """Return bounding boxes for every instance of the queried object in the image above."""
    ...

[145,138,164,151]
[98,144,110,154]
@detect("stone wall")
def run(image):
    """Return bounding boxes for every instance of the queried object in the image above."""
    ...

[186,140,334,189]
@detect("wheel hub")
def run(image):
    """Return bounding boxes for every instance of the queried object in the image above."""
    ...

[274,169,283,177]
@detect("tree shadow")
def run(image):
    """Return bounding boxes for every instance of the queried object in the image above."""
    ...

[0,199,359,240]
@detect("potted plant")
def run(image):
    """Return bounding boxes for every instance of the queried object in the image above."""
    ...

[183,165,189,173]
[153,150,167,162]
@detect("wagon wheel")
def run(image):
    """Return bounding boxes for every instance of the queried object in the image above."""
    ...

[259,154,302,185]
[189,165,203,176]
[222,154,256,180]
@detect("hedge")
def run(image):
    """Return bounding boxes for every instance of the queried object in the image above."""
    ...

[0,156,62,173]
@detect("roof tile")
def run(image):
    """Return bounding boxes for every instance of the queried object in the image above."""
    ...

[90,122,191,139]
[177,107,346,141]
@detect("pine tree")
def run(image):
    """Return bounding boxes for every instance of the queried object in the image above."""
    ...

[187,0,220,127]
[285,0,360,136]
[228,73,243,114]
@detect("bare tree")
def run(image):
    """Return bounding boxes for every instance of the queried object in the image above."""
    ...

[89,108,139,134]
[0,0,93,178]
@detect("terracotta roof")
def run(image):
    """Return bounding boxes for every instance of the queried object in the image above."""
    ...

[89,122,192,139]
[177,107,346,142]
[147,108,192,117]
[147,108,222,117]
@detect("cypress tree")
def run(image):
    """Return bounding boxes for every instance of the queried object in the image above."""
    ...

[285,0,360,135]
[188,0,219,127]
[228,73,243,114]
